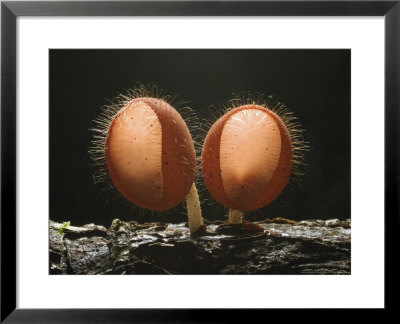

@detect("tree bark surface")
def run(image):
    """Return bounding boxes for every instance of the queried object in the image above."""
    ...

[49,218,350,275]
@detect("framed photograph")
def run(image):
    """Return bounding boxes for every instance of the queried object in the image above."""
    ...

[1,0,398,321]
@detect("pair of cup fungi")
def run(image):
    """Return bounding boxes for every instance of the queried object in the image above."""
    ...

[91,86,306,235]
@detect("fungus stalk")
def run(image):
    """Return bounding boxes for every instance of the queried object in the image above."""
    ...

[228,209,243,224]
[185,183,203,234]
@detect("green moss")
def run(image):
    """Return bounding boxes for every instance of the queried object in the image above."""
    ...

[57,221,70,235]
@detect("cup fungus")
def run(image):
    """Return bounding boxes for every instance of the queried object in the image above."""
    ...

[90,87,204,235]
[201,100,306,224]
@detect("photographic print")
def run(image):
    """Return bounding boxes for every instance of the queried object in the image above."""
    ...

[49,49,350,275]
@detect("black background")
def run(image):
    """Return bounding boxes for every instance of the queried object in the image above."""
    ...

[50,49,350,227]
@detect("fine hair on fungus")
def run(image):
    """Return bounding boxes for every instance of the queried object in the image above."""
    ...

[89,84,204,234]
[201,94,308,224]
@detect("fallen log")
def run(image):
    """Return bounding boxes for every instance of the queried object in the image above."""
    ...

[49,218,350,275]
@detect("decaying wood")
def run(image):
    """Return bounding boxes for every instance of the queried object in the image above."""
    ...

[49,218,350,275]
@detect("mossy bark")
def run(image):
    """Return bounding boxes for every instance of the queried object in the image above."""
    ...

[49,218,351,275]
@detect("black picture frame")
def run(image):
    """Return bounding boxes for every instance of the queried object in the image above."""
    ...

[1,0,398,322]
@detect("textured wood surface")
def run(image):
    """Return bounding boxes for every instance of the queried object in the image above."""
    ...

[49,218,350,275]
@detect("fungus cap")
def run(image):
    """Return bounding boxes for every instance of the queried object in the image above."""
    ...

[201,105,293,211]
[105,97,196,211]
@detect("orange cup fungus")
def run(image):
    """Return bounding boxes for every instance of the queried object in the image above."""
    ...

[201,104,294,212]
[105,97,196,211]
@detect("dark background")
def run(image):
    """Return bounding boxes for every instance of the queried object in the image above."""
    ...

[50,49,350,227]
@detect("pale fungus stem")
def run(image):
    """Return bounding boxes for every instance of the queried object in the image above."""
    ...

[185,183,204,235]
[228,209,243,224]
